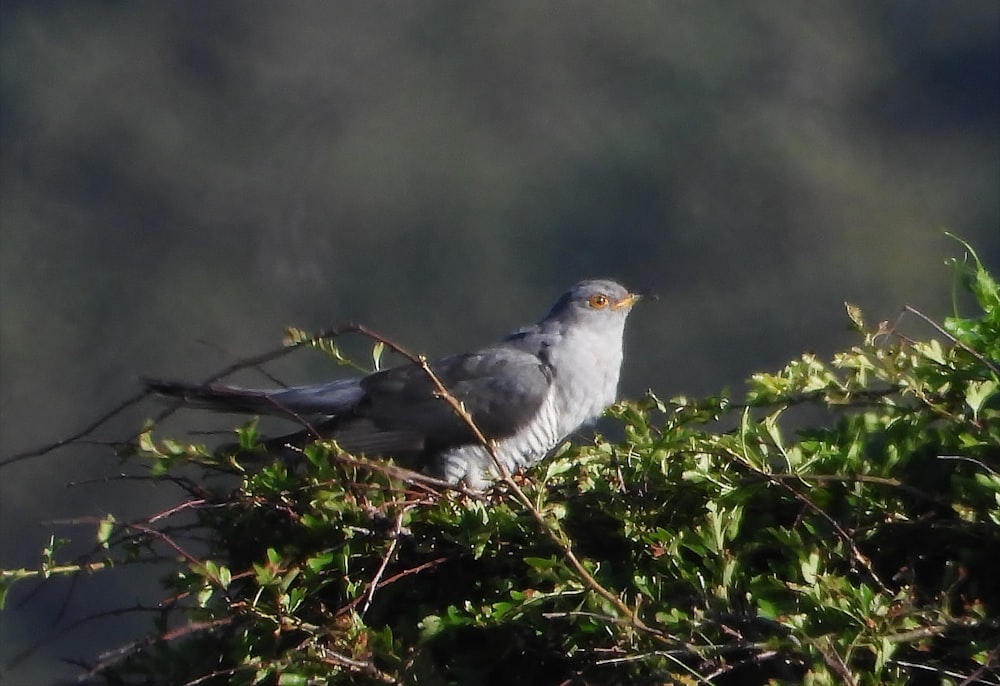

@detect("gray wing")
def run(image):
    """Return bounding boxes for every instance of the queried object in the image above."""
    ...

[357,345,554,447]
[144,344,553,456]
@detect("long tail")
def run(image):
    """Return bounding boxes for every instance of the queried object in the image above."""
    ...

[143,378,426,470]
[142,378,365,418]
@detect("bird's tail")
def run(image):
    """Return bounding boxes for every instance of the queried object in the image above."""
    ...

[142,378,426,474]
[142,377,365,418]
[143,379,282,415]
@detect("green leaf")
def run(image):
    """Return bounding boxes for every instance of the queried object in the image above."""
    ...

[218,565,232,589]
[419,614,444,639]
[947,232,1000,311]
[800,550,820,585]
[523,556,558,570]
[306,551,335,573]
[137,430,157,455]
[845,302,865,331]
[96,514,115,548]
[371,340,386,371]
[965,379,998,421]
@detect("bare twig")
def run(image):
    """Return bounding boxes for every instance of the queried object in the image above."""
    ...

[360,508,407,618]
[195,338,291,387]
[315,645,398,683]
[0,392,148,468]
[147,498,210,524]
[180,666,252,686]
[756,472,950,508]
[701,650,782,681]
[938,455,1000,478]
[2,603,166,672]
[960,642,1000,686]
[120,522,221,586]
[78,617,233,680]
[813,636,858,686]
[333,556,450,619]
[891,659,999,686]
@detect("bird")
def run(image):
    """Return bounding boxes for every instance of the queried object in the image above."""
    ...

[144,279,642,488]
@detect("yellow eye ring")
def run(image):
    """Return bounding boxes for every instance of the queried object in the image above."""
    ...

[588,294,610,309]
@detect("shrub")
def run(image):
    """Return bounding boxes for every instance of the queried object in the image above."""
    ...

[3,238,998,685]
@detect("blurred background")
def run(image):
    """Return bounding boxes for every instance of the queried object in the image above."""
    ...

[1,2,997,683]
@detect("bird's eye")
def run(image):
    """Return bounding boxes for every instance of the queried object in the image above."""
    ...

[588,294,610,309]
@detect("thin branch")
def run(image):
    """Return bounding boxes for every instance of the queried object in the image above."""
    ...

[334,556,450,619]
[66,472,210,499]
[315,645,398,684]
[769,475,890,594]
[812,635,858,686]
[938,454,1000,478]
[360,508,406,618]
[960,642,1000,686]
[181,665,252,686]
[121,522,220,586]
[80,617,233,680]
[902,304,999,376]
[890,659,999,686]
[0,321,379,468]
[756,472,951,508]
[147,498,210,524]
[726,445,891,594]
[2,603,166,672]
[0,392,148,468]
[195,338,291,387]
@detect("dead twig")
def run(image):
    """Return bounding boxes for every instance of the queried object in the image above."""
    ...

[360,507,407,618]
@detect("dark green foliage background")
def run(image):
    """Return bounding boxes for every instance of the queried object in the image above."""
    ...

[1,4,998,683]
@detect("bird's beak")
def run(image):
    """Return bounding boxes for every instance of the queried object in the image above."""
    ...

[611,292,643,310]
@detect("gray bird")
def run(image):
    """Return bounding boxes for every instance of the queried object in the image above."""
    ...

[145,279,642,488]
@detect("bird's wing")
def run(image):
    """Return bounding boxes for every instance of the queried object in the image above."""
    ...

[359,345,554,447]
[144,345,553,457]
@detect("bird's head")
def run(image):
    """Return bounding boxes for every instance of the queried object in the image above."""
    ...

[542,278,643,328]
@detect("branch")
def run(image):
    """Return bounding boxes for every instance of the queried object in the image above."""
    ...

[902,305,999,377]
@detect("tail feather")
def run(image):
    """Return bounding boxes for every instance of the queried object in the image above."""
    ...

[143,378,426,469]
[143,379,278,415]
[142,378,365,418]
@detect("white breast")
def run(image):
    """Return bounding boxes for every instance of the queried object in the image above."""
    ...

[433,322,626,488]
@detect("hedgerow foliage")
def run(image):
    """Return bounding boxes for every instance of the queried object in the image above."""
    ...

[3,239,998,685]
